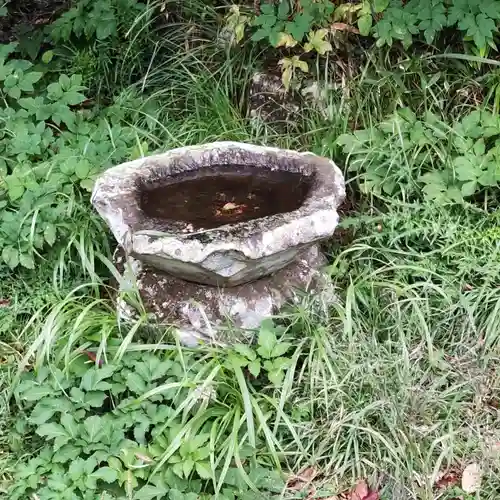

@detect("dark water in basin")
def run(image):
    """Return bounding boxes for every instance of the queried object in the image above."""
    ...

[139,165,313,230]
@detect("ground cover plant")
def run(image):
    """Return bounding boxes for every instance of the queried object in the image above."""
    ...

[1,0,500,499]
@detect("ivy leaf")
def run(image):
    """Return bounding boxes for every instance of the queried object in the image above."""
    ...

[304,29,332,55]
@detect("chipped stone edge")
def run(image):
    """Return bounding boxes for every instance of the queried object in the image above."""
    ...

[91,141,346,265]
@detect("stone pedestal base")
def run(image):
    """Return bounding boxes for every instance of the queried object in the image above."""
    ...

[115,245,335,346]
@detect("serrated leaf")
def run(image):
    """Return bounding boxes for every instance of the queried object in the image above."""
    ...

[234,344,256,361]
[195,461,212,479]
[20,253,35,269]
[83,415,104,442]
[257,321,277,359]
[126,372,147,394]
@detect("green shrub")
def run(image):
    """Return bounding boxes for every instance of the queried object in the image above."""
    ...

[226,1,500,88]
[337,107,500,204]
[0,43,158,271]
[8,320,297,499]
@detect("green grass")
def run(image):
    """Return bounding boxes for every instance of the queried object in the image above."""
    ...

[2,3,500,499]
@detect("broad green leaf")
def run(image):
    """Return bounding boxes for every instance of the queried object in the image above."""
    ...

[461,180,478,197]
[42,50,54,64]
[52,444,81,463]
[44,223,57,246]
[74,159,91,179]
[373,0,389,13]
[257,320,277,359]
[19,71,43,91]
[195,461,212,479]
[234,344,256,361]
[80,364,115,391]
[2,246,20,269]
[84,390,107,407]
[270,342,291,358]
[19,383,53,401]
[248,360,261,378]
[182,458,194,478]
[91,467,118,483]
[134,484,169,500]
[126,372,147,394]
[358,14,372,36]
[20,253,35,269]
[36,422,69,440]
[61,413,79,438]
[83,415,104,442]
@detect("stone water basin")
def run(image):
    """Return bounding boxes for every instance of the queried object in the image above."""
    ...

[91,142,345,288]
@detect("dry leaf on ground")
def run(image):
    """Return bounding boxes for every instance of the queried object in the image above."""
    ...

[346,480,380,500]
[435,469,460,490]
[461,463,482,493]
[287,466,318,490]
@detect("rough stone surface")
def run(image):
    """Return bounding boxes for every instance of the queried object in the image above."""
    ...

[91,141,345,287]
[115,245,335,346]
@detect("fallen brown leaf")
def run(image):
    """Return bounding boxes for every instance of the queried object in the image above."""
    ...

[435,469,460,490]
[287,465,318,490]
[347,480,379,500]
[0,298,10,307]
[331,23,360,34]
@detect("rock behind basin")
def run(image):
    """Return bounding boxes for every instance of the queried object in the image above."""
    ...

[91,142,345,287]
